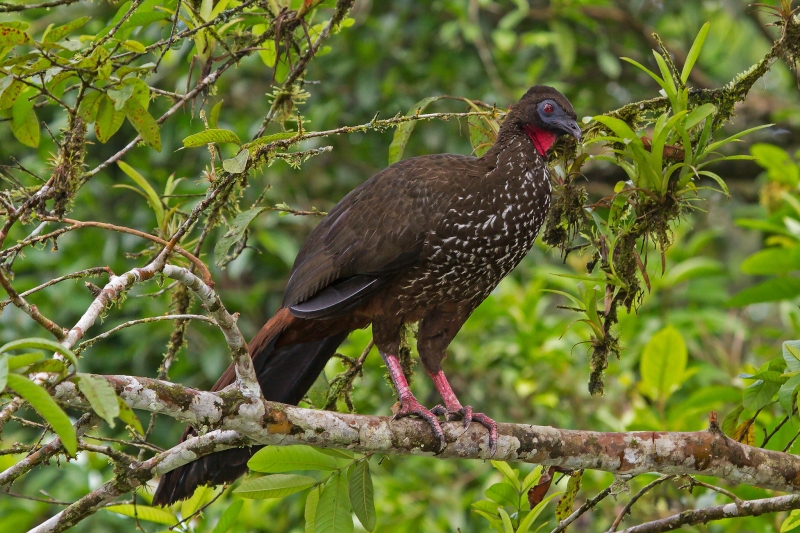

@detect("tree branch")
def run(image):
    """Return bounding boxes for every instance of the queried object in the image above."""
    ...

[52,375,800,494]
[618,493,800,533]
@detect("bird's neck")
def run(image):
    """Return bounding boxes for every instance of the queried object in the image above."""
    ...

[483,126,546,177]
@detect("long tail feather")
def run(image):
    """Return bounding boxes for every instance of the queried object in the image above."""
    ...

[152,309,349,506]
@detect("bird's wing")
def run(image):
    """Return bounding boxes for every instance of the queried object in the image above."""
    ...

[283,154,480,316]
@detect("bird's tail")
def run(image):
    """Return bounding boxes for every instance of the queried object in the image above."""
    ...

[152,308,350,506]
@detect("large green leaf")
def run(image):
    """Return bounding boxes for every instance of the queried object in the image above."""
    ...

[743,372,785,411]
[741,247,800,276]
[211,499,243,533]
[348,461,376,532]
[11,88,39,148]
[103,504,176,524]
[75,374,120,428]
[315,472,353,533]
[782,509,800,532]
[233,474,317,499]
[183,128,241,148]
[0,337,78,369]
[681,22,710,84]
[778,373,800,415]
[490,460,520,490]
[784,341,800,372]
[6,374,76,455]
[44,16,91,42]
[123,98,161,151]
[388,96,443,165]
[728,277,800,307]
[117,161,165,230]
[0,355,7,392]
[181,485,214,519]
[95,95,125,142]
[485,482,519,508]
[249,445,345,473]
[305,486,321,533]
[639,326,687,403]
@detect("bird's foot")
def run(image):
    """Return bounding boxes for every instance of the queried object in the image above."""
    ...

[392,396,447,452]
[431,405,498,456]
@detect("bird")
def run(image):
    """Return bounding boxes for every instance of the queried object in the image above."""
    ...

[152,85,581,505]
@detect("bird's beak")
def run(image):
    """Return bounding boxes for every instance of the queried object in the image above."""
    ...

[555,118,582,141]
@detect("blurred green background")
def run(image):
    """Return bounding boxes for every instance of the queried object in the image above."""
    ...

[2,0,800,531]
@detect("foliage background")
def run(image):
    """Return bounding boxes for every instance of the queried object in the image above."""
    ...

[2,0,800,531]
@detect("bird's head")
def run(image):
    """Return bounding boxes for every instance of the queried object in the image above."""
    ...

[505,85,581,156]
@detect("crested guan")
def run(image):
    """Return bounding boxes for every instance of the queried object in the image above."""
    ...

[153,85,581,505]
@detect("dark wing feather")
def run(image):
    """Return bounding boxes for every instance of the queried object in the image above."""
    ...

[283,154,480,311]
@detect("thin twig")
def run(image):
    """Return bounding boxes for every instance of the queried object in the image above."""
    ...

[608,476,673,531]
[75,314,218,354]
[551,485,614,533]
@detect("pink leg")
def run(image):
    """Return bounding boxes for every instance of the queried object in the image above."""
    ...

[380,351,446,451]
[428,369,498,456]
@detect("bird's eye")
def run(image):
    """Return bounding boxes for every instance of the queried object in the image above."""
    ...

[543,103,554,114]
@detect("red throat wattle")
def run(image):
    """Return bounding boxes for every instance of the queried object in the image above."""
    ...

[522,125,557,156]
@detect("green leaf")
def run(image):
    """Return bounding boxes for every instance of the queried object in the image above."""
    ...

[681,22,710,84]
[521,466,543,493]
[44,16,90,42]
[103,504,176,525]
[741,247,800,276]
[728,277,800,307]
[7,352,44,369]
[183,128,241,148]
[253,25,276,67]
[0,26,31,52]
[348,461,376,532]
[181,485,214,519]
[209,100,223,129]
[0,79,24,109]
[555,471,582,520]
[117,161,165,229]
[75,374,120,428]
[785,342,800,372]
[116,396,143,434]
[243,131,297,153]
[744,375,783,411]
[6,374,76,456]
[123,98,161,151]
[222,149,249,173]
[498,508,514,533]
[315,471,353,533]
[684,103,715,131]
[639,326,687,403]
[782,509,800,532]
[214,206,266,265]
[388,96,443,164]
[722,406,744,437]
[660,257,724,287]
[516,492,562,533]
[11,89,39,148]
[468,115,494,157]
[485,482,519,508]
[491,460,521,491]
[0,355,7,392]
[0,337,78,369]
[95,95,125,143]
[108,83,135,111]
[78,91,104,123]
[248,445,344,473]
[592,115,640,143]
[211,499,243,533]
[305,486,321,533]
[233,474,317,499]
[121,40,146,53]
[751,143,800,186]
[778,373,800,415]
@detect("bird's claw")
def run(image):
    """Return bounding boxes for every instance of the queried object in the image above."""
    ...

[392,397,447,452]
[431,405,498,456]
